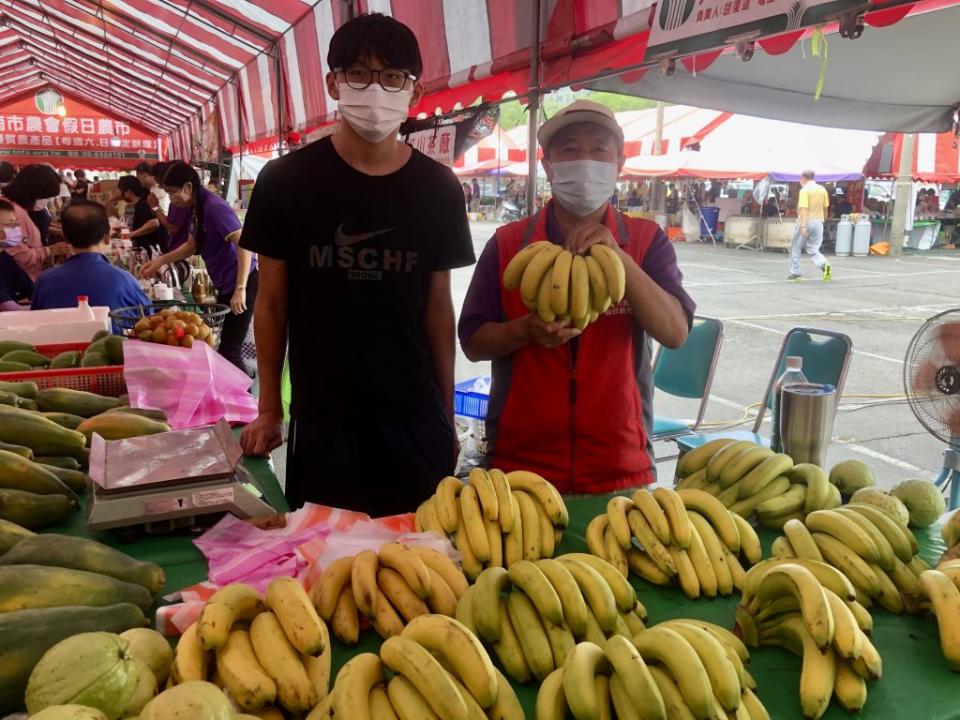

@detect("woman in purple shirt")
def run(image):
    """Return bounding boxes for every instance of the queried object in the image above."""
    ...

[140,161,258,373]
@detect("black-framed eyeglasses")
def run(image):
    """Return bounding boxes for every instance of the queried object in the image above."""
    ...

[336,65,415,92]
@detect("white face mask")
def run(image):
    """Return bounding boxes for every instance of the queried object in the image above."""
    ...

[337,84,412,143]
[0,226,23,247]
[550,159,619,218]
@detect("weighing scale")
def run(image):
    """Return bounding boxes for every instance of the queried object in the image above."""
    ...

[86,419,277,531]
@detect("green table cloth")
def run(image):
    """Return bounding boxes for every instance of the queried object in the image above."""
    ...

[51,481,957,719]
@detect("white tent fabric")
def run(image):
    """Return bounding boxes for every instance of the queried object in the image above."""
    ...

[226,154,272,206]
[589,3,960,133]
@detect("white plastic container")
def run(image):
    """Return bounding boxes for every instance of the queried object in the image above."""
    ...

[853,216,872,256]
[0,305,110,344]
[835,215,853,256]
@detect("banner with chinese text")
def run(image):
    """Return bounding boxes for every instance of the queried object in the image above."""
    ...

[406,126,456,167]
[0,87,162,170]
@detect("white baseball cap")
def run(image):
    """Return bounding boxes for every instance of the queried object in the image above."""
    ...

[537,99,624,151]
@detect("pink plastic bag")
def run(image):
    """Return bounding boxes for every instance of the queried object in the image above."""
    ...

[122,339,257,429]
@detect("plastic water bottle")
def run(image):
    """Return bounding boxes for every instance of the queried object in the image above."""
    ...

[771,356,807,453]
[77,295,95,321]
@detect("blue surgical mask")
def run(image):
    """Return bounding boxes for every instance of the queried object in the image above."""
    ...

[0,226,23,247]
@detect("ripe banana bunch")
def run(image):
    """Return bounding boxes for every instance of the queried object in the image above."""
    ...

[676,438,845,529]
[588,486,762,599]
[737,561,881,718]
[171,578,331,716]
[322,614,524,720]
[458,555,647,684]
[920,563,960,671]
[501,239,626,330]
[770,504,929,614]
[415,468,569,579]
[310,542,468,645]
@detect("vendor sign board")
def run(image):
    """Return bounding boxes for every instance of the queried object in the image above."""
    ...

[0,87,161,169]
[407,126,456,167]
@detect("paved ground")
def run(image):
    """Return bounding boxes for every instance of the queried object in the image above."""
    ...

[454,221,960,489]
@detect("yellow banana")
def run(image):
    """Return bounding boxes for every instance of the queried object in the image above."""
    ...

[583,254,610,310]
[846,598,874,634]
[455,585,479,636]
[727,476,792,518]
[561,641,611,720]
[306,691,334,720]
[198,583,263,650]
[737,454,794,499]
[537,270,558,322]
[172,622,208,683]
[561,553,636,612]
[783,518,824,561]
[455,508,484,580]
[543,618,577,668]
[569,254,589,319]
[605,634,667,719]
[718,446,773,488]
[301,643,331,705]
[387,674,440,720]
[846,503,916,561]
[689,512,735,595]
[752,564,835,651]
[627,547,673,585]
[535,667,568,720]
[677,489,741,552]
[520,243,563,304]
[589,243,625,302]
[514,490,542,561]
[687,520,720,598]
[330,653,383,720]
[556,556,618,631]
[424,567,459,616]
[627,508,677,575]
[806,510,880,564]
[606,495,634,550]
[665,545,698,598]
[661,621,741,712]
[415,497,445,536]
[217,629,277,711]
[376,567,429,623]
[919,570,960,670]
[760,615,836,720]
[744,557,856,602]
[755,484,806,519]
[549,249,574,315]
[487,468,516,533]
[851,632,883,679]
[474,566,510,642]
[533,494,557,558]
[467,467,499,522]
[741,688,771,720]
[675,467,710,491]
[458,485,492,564]
[485,511,505,569]
[535,558,590,637]
[401,614,498,709]
[707,441,759,485]
[633,627,714,719]
[725,546,748,591]
[603,527,628,577]
[381,635,469,720]
[502,240,550,289]
[652,487,691,548]
[823,589,864,660]
[730,511,762,565]
[594,673,613,720]
[492,596,532,683]
[313,556,354,622]
[331,586,360,645]
[505,590,555,680]
[503,492,524,568]
[676,438,739,478]
[369,684,400,720]
[648,665,697,720]
[788,463,831,513]
[410,545,469,598]
[506,470,568,527]
[436,476,465,534]
[771,535,795,558]
[348,550,381,620]
[661,618,750,664]
[507,559,564,624]
[487,668,525,720]
[587,515,611,562]
[249,612,317,712]
[833,659,868,712]
[812,532,881,596]
[608,673,642,720]
[834,507,897,571]
[443,670,489,720]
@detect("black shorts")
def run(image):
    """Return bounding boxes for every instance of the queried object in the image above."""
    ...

[284,413,456,517]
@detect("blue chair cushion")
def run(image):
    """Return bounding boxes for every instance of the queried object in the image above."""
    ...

[653,415,692,439]
[677,431,770,452]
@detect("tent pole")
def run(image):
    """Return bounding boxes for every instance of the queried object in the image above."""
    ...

[525,0,541,217]
[653,101,665,215]
[275,44,286,158]
[889,133,914,258]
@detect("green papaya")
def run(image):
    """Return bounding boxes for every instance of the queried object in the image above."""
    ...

[0,350,49,367]
[0,340,35,356]
[0,534,165,592]
[103,406,169,422]
[0,518,34,555]
[41,412,86,430]
[37,465,88,494]
[0,361,32,372]
[80,353,108,367]
[0,390,19,407]
[0,564,152,613]
[92,329,112,341]
[0,380,38,398]
[50,351,82,369]
[0,405,87,454]
[77,414,170,444]
[0,488,75,528]
[34,455,80,470]
[0,450,79,502]
[104,336,124,365]
[0,603,146,715]
[0,441,33,459]
[36,389,121,418]
[15,397,37,410]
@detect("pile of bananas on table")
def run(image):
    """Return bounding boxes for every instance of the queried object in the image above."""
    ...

[457,554,646,684]
[537,619,769,720]
[502,240,626,329]
[308,542,468,644]
[415,468,569,579]
[736,560,882,718]
[587,486,763,598]
[675,439,845,528]
[322,613,523,720]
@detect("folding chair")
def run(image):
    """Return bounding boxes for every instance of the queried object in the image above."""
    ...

[651,316,724,441]
[675,327,853,453]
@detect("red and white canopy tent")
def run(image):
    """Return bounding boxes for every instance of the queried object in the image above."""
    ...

[863,133,960,183]
[451,126,525,177]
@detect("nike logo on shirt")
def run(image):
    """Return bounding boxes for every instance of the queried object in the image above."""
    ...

[334,224,396,246]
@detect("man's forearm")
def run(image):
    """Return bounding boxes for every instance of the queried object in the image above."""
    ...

[464,316,530,361]
[254,298,287,415]
[618,252,688,349]
[129,219,160,238]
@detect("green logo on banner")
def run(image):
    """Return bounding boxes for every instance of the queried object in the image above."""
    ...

[658,0,696,31]
[35,89,64,115]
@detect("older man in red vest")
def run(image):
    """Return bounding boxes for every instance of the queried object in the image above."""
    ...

[459,100,696,494]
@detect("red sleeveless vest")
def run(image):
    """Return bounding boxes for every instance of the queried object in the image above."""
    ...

[491,201,659,493]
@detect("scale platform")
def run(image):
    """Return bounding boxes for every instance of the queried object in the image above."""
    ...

[86,419,277,531]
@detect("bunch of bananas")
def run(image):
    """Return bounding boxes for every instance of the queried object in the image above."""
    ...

[537,621,770,720]
[456,554,646,684]
[318,613,523,720]
[501,240,626,329]
[309,542,468,645]
[587,487,763,599]
[415,468,569,579]
[769,504,932,613]
[676,439,844,528]
[170,579,331,716]
[919,559,960,671]
[737,561,881,718]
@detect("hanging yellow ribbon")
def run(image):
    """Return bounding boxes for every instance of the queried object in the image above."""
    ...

[810,26,829,101]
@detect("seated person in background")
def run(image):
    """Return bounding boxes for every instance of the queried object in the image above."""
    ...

[118,176,167,252]
[0,200,34,310]
[31,201,149,311]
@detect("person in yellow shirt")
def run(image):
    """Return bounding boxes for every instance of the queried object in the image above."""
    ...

[789,170,832,281]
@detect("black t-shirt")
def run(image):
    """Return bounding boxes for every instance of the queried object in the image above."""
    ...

[131,196,166,251]
[71,179,88,200]
[240,136,475,426]
[0,251,33,304]
[28,208,52,244]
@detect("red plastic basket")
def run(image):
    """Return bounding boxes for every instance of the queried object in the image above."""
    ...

[0,342,126,396]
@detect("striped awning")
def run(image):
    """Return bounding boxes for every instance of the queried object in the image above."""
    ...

[864,132,960,182]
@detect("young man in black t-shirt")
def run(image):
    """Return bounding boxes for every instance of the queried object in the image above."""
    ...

[118,176,167,252]
[239,13,475,517]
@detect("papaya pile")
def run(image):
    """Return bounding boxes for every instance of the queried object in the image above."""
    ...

[0,330,125,373]
[132,307,216,349]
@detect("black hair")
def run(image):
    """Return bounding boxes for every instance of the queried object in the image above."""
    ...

[327,13,423,78]
[0,199,13,213]
[61,200,110,249]
[152,162,170,182]
[134,161,153,176]
[117,175,147,198]
[2,164,60,209]
[0,162,15,184]
[75,169,87,180]
[163,161,206,249]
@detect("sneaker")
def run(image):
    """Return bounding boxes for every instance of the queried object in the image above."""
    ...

[787,274,802,281]
[822,264,832,282]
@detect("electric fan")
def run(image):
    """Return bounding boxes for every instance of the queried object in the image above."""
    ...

[903,309,960,510]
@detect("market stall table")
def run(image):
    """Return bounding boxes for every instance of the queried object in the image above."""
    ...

[45,486,955,719]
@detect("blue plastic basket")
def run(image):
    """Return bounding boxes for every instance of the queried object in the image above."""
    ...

[454,377,490,419]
